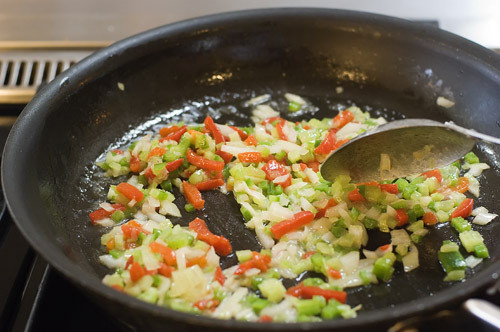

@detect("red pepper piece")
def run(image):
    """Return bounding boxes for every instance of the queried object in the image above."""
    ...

[333,110,354,129]
[423,211,438,225]
[215,149,233,164]
[450,198,474,220]
[396,209,409,226]
[204,116,225,144]
[186,148,224,173]
[262,160,291,188]
[188,218,232,256]
[196,178,224,191]
[129,261,145,282]
[149,241,177,265]
[147,147,166,160]
[234,252,271,275]
[89,203,125,223]
[182,181,205,210]
[238,152,263,163]
[229,126,249,140]
[159,125,187,143]
[348,188,366,202]
[421,169,443,184]
[314,130,337,155]
[315,198,338,219]
[270,211,315,239]
[214,266,226,286]
[116,182,144,203]
[165,158,184,172]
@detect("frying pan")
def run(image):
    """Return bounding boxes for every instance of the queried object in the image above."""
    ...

[2,8,500,331]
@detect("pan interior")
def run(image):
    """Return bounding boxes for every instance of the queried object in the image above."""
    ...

[6,10,500,327]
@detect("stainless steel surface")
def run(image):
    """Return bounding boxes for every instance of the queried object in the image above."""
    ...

[1,0,500,48]
[320,119,478,183]
[463,299,500,329]
[0,48,95,103]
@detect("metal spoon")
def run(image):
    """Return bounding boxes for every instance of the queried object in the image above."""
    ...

[320,119,500,183]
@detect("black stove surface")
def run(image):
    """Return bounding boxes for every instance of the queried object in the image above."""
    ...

[0,102,498,332]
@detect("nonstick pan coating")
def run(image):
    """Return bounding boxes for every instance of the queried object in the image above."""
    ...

[3,8,500,331]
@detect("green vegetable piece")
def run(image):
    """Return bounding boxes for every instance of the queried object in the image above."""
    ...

[310,253,325,273]
[137,288,159,304]
[359,270,372,285]
[395,178,409,192]
[474,243,489,258]
[302,278,325,287]
[296,297,325,316]
[258,278,286,303]
[321,300,341,319]
[240,206,253,221]
[315,182,331,193]
[438,249,466,273]
[459,230,484,253]
[412,204,425,218]
[137,174,148,186]
[464,152,479,164]
[362,217,378,230]
[184,203,195,212]
[373,253,396,282]
[444,270,466,282]
[390,199,407,210]
[110,210,125,223]
[350,207,360,221]
[166,233,194,249]
[402,184,418,200]
[451,217,471,233]
[288,101,302,112]
[160,180,173,191]
[109,249,122,259]
[236,250,253,263]
[252,298,270,314]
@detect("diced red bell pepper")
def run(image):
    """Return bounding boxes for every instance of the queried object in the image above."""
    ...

[112,149,123,154]
[147,147,166,160]
[215,149,233,164]
[333,110,354,129]
[258,315,273,323]
[121,220,149,241]
[229,126,249,140]
[188,218,232,256]
[204,116,225,144]
[159,125,180,137]
[314,130,337,155]
[214,266,225,285]
[423,211,438,225]
[116,182,144,203]
[186,149,225,173]
[270,211,315,239]
[307,161,320,172]
[196,178,224,191]
[238,152,263,163]
[159,125,187,143]
[396,209,409,226]
[302,251,316,259]
[149,241,177,265]
[129,261,145,282]
[421,169,443,184]
[158,263,173,277]
[165,158,184,172]
[450,198,474,220]
[286,284,346,303]
[348,188,366,202]
[89,203,125,223]
[129,155,142,173]
[276,119,288,141]
[449,177,470,194]
[328,267,342,280]
[379,183,399,194]
[261,160,291,188]
[182,181,205,210]
[244,135,258,146]
[234,252,271,275]
[194,299,220,311]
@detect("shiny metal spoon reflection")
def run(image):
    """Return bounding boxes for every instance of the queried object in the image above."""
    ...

[320,119,500,183]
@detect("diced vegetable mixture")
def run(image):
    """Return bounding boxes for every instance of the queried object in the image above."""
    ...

[92,94,497,323]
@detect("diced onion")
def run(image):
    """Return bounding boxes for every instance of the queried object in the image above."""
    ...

[472,212,498,225]
[402,244,419,272]
[436,96,455,108]
[465,255,483,268]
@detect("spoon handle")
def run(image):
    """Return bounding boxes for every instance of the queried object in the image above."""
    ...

[445,122,500,145]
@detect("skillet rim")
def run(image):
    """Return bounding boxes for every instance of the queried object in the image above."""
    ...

[3,7,500,330]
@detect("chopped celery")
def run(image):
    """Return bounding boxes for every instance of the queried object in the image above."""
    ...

[166,233,194,249]
[362,217,378,230]
[258,279,286,302]
[110,210,125,223]
[464,152,479,164]
[438,243,466,274]
[474,244,489,258]
[395,178,409,192]
[109,249,122,259]
[303,278,325,287]
[184,203,195,212]
[359,270,372,285]
[321,300,341,319]
[459,231,484,253]
[252,298,270,314]
[240,206,253,221]
[451,217,471,233]
[236,250,253,263]
[373,253,396,282]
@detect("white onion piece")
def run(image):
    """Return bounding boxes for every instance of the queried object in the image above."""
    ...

[95,218,114,227]
[472,212,498,225]
[99,254,127,269]
[251,105,279,123]
[472,206,489,216]
[436,96,455,108]
[340,251,359,275]
[99,202,114,212]
[216,124,237,137]
[391,229,411,246]
[402,244,419,272]
[245,94,271,107]
[269,140,308,155]
[284,93,306,105]
[336,122,367,140]
[465,163,490,177]
[465,255,483,268]
[220,144,256,156]
[213,287,248,319]
[281,121,297,143]
[304,168,320,184]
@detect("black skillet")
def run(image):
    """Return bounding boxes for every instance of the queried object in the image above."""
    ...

[2,8,500,332]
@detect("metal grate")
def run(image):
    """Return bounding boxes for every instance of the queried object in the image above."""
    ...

[0,49,96,104]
